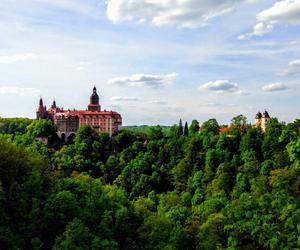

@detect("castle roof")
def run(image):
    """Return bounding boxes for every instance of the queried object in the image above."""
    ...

[54,110,121,119]
[262,110,270,118]
[255,112,262,119]
[37,98,46,112]
[90,86,99,105]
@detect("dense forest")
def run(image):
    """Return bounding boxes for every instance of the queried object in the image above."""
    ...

[0,116,300,250]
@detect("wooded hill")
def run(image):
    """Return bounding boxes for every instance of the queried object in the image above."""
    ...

[0,117,300,249]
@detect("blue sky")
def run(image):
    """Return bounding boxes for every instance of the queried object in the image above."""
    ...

[0,0,299,125]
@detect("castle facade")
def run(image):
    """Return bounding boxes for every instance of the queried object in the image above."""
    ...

[37,87,122,141]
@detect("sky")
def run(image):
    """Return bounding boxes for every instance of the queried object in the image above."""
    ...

[0,0,300,125]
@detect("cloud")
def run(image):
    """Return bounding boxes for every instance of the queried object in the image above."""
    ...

[281,59,300,76]
[262,82,288,92]
[239,0,300,39]
[257,0,300,24]
[199,102,238,107]
[0,53,40,64]
[0,86,40,96]
[106,105,122,111]
[153,106,184,113]
[235,89,249,96]
[75,61,91,71]
[199,80,247,95]
[106,0,251,28]
[150,100,167,105]
[110,96,139,101]
[238,22,274,40]
[108,73,178,88]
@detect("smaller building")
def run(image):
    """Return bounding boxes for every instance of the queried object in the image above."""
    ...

[255,110,270,132]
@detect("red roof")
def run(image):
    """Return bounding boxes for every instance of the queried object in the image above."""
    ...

[219,127,230,134]
[54,110,121,119]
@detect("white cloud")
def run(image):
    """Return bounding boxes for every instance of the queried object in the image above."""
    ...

[110,96,139,101]
[150,100,167,105]
[238,22,274,40]
[0,86,40,96]
[235,89,249,95]
[239,0,300,39]
[199,102,238,107]
[257,0,300,24]
[75,61,91,71]
[199,79,246,94]
[106,0,251,28]
[281,59,300,76]
[0,53,40,64]
[262,82,288,92]
[108,73,178,88]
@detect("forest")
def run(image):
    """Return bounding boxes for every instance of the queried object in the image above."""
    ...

[0,116,300,250]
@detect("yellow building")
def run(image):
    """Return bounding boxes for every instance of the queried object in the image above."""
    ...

[255,110,270,132]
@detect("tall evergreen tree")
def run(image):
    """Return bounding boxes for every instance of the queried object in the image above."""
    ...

[184,122,189,136]
[178,119,183,136]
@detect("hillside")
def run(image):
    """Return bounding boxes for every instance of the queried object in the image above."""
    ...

[0,117,300,249]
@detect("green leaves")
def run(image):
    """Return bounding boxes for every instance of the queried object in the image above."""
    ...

[26,119,56,138]
[1,115,300,249]
[287,138,300,168]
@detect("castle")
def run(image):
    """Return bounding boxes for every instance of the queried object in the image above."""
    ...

[37,87,122,141]
[254,110,270,132]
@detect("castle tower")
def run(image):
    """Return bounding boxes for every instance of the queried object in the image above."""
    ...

[88,86,101,111]
[261,110,270,132]
[36,98,47,119]
[255,111,262,128]
[51,99,57,109]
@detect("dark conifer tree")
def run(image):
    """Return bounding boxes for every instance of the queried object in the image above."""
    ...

[184,122,189,136]
[178,119,183,136]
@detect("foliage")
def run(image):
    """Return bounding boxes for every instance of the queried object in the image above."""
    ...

[0,118,32,135]
[201,118,219,134]
[189,119,200,134]
[231,114,247,128]
[26,119,56,138]
[0,117,300,249]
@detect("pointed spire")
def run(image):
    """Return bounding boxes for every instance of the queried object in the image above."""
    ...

[39,97,43,107]
[52,98,57,108]
[37,97,46,113]
[255,111,262,119]
[263,110,270,118]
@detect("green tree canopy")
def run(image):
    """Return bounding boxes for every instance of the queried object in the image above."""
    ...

[201,119,219,134]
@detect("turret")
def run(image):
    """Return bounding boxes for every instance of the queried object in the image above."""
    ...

[36,98,48,119]
[38,98,44,112]
[51,99,57,109]
[262,110,270,119]
[88,86,101,111]
[255,111,262,128]
[261,110,270,132]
